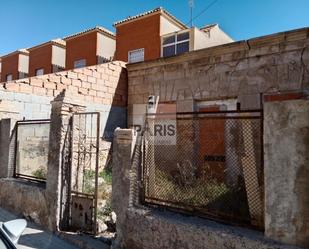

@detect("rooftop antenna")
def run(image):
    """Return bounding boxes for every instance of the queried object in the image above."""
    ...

[189,0,194,28]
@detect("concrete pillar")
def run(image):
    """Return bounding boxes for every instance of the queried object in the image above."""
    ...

[264,99,309,248]
[0,119,12,178]
[111,128,137,249]
[46,91,85,231]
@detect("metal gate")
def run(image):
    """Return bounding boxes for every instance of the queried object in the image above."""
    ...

[142,110,264,230]
[60,112,100,234]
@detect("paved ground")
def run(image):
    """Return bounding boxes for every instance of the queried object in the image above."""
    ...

[0,207,79,249]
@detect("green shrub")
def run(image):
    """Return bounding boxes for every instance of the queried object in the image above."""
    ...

[32,167,47,179]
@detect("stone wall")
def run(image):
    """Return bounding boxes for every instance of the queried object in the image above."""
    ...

[127,27,309,125]
[264,99,309,248]
[0,179,49,227]
[124,208,302,249]
[111,128,303,249]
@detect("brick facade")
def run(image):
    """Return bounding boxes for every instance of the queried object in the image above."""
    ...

[115,13,161,62]
[65,31,98,70]
[1,53,19,82]
[29,43,53,77]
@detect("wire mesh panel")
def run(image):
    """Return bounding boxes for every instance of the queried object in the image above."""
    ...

[142,111,264,230]
[13,119,50,182]
[69,112,100,234]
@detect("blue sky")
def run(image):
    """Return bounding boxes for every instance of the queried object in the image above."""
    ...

[0,0,308,55]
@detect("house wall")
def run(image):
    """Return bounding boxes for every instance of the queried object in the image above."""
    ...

[198,25,234,49]
[29,44,53,77]
[193,26,233,51]
[115,13,161,62]
[65,32,97,70]
[127,27,309,125]
[160,15,182,35]
[18,53,29,75]
[51,44,66,69]
[97,33,116,61]
[1,53,19,82]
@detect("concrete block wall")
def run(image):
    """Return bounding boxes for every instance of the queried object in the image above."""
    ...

[0,60,127,138]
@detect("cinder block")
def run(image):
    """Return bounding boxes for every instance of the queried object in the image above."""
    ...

[93,96,102,103]
[19,84,33,94]
[56,84,67,91]
[43,82,56,90]
[0,91,15,101]
[30,78,43,87]
[68,85,78,93]
[72,79,82,87]
[84,95,94,102]
[87,76,96,84]
[15,78,30,84]
[48,75,61,83]
[108,87,116,94]
[96,66,106,73]
[61,76,72,85]
[82,82,91,89]
[5,83,19,92]
[78,87,88,95]
[78,73,87,82]
[82,69,93,76]
[47,89,54,97]
[33,86,47,96]
[92,71,101,78]
[101,73,109,81]
[88,89,97,96]
[67,71,78,79]
[97,91,106,98]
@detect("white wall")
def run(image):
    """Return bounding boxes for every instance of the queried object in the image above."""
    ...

[97,33,116,60]
[52,45,66,68]
[194,25,233,50]
[160,16,182,36]
[18,54,29,74]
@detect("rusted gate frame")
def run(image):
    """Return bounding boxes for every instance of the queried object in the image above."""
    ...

[142,110,264,230]
[68,112,100,235]
[13,119,51,183]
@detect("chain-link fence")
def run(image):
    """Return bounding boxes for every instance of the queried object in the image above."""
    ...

[142,111,264,230]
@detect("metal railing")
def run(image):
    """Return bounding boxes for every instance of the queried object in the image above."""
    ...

[13,119,50,182]
[142,110,264,230]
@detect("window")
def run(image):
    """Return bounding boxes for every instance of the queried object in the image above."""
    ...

[35,68,44,76]
[6,74,12,81]
[128,48,144,63]
[162,32,190,57]
[74,59,86,69]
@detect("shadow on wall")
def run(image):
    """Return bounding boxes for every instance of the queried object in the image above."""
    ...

[103,106,127,141]
[103,67,128,141]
